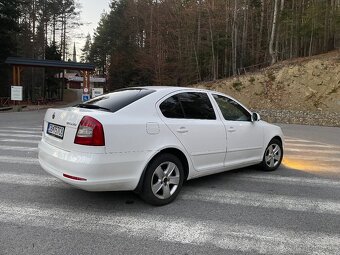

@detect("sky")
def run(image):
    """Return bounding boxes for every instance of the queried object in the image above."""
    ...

[73,0,111,61]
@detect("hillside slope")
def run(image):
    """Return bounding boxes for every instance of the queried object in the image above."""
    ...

[194,51,340,126]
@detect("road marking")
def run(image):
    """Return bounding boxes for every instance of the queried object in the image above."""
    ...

[285,148,340,155]
[0,139,39,144]
[0,202,339,254]
[2,127,42,131]
[284,155,340,162]
[285,138,317,143]
[0,133,41,138]
[285,137,340,147]
[0,173,62,187]
[233,173,340,189]
[0,156,39,165]
[181,188,340,215]
[284,143,340,149]
[0,129,42,135]
[0,145,37,152]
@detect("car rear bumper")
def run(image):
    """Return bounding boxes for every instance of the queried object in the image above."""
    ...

[38,139,149,191]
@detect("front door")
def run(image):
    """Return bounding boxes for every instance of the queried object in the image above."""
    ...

[212,94,264,166]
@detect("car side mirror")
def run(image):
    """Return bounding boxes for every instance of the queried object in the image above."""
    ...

[252,112,261,122]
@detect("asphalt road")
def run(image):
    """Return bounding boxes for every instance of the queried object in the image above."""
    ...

[0,110,339,255]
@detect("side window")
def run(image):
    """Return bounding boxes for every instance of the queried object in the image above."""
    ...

[213,94,251,121]
[160,92,216,120]
[159,95,184,118]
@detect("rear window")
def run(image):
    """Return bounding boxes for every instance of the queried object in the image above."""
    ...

[76,88,155,113]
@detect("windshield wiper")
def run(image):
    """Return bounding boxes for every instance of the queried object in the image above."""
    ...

[75,104,111,112]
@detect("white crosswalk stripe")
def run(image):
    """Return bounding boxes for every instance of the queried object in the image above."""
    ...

[0,138,39,144]
[0,155,39,165]
[2,127,42,131]
[231,173,340,188]
[0,133,41,138]
[0,129,42,134]
[0,145,37,152]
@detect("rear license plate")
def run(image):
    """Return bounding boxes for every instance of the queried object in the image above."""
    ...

[47,123,65,139]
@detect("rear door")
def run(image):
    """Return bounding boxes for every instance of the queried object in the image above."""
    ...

[158,91,226,172]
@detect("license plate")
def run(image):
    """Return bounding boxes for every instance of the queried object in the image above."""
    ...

[47,123,65,139]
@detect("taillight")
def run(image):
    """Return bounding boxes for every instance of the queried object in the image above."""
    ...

[74,116,105,146]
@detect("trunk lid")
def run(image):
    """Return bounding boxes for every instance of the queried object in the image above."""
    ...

[42,107,108,153]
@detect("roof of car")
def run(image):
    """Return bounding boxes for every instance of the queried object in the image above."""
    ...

[130,86,211,93]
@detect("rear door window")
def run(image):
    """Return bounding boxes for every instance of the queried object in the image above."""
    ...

[160,92,216,120]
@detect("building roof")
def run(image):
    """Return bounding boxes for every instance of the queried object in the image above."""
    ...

[5,57,95,71]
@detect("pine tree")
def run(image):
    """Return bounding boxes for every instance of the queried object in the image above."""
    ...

[81,34,92,63]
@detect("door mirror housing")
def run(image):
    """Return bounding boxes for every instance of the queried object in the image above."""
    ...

[252,112,261,122]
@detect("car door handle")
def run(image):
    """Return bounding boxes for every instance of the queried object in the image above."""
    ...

[227,127,236,133]
[176,127,189,134]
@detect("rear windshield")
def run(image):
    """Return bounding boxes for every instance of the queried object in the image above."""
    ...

[76,88,155,113]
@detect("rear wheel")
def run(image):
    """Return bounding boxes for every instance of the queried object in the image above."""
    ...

[260,139,283,171]
[141,153,184,206]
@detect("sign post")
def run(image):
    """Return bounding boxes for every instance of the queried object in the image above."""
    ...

[82,71,91,102]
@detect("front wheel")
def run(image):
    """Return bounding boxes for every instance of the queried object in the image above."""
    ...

[260,139,283,171]
[141,154,184,206]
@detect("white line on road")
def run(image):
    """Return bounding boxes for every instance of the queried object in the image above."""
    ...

[284,143,340,149]
[0,145,37,152]
[0,129,42,134]
[0,139,39,144]
[181,188,340,215]
[285,138,320,143]
[0,156,39,165]
[232,173,340,189]
[0,173,62,187]
[285,148,340,155]
[1,127,42,131]
[283,155,340,162]
[0,133,41,138]
[0,202,339,254]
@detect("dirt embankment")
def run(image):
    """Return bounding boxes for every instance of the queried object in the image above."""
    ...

[194,51,340,127]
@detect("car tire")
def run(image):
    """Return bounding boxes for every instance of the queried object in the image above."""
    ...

[260,138,283,171]
[141,153,184,206]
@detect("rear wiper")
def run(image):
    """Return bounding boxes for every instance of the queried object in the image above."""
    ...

[75,104,111,112]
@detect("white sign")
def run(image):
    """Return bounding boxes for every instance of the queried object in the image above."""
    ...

[92,88,104,98]
[83,87,89,93]
[11,86,23,101]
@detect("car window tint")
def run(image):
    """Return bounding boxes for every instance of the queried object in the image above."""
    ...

[178,92,216,120]
[160,92,216,120]
[159,95,185,118]
[78,89,155,113]
[213,94,251,121]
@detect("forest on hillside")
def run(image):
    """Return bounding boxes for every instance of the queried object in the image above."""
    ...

[1,0,340,99]
[86,0,340,90]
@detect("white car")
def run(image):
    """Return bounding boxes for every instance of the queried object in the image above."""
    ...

[38,87,284,205]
